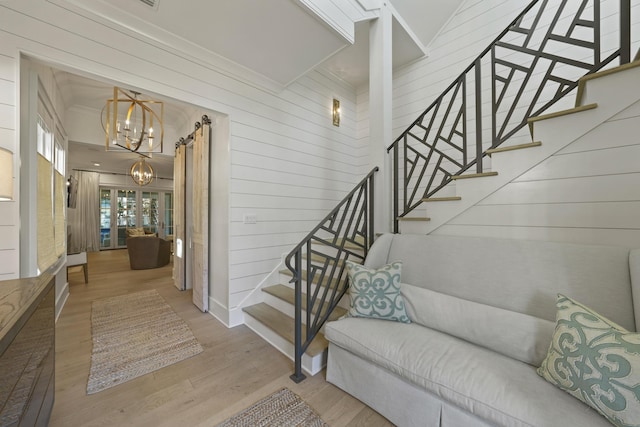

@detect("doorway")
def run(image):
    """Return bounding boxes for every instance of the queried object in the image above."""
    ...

[99,187,174,249]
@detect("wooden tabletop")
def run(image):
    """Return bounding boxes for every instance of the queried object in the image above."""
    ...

[0,273,54,348]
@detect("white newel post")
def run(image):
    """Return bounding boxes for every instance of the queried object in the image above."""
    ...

[369,2,393,234]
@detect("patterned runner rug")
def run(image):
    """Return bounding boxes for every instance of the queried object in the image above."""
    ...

[217,388,328,427]
[87,289,203,394]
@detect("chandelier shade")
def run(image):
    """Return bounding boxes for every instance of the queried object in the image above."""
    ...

[104,87,164,157]
[130,157,155,186]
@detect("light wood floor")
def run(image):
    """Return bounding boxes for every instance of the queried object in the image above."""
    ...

[50,250,392,426]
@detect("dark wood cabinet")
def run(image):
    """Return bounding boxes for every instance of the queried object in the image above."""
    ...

[0,274,55,427]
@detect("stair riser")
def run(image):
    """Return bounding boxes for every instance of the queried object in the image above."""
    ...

[243,313,326,376]
[278,275,351,311]
[262,293,342,335]
[578,63,640,108]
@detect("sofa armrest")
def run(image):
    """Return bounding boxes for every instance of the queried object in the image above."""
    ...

[363,233,394,268]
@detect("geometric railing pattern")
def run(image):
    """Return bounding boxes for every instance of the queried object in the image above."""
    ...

[285,167,378,382]
[388,0,631,231]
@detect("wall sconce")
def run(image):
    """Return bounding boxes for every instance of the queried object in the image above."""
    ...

[0,147,14,201]
[332,98,341,127]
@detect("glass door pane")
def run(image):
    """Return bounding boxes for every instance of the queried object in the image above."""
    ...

[164,192,173,238]
[117,190,137,247]
[100,189,112,249]
[142,191,159,235]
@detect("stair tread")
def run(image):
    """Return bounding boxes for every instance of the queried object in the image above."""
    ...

[421,196,462,202]
[312,236,365,250]
[528,103,597,138]
[280,269,346,289]
[451,171,498,180]
[528,103,598,125]
[263,284,347,321]
[243,303,329,357]
[397,217,431,221]
[303,253,345,267]
[576,59,640,106]
[486,141,541,154]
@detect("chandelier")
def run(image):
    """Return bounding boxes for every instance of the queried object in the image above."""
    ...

[130,157,155,186]
[103,87,164,156]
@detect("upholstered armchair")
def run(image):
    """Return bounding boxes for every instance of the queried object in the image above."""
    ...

[126,236,171,270]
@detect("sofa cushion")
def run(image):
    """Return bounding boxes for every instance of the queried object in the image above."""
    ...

[401,283,555,366]
[538,294,640,426]
[345,260,410,323]
[325,318,610,427]
[126,227,146,237]
[371,234,635,331]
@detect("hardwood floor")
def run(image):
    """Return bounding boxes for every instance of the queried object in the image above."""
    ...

[50,250,392,426]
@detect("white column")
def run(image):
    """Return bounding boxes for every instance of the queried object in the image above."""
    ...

[369,2,393,234]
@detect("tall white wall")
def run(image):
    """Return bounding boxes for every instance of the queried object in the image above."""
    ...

[0,2,361,325]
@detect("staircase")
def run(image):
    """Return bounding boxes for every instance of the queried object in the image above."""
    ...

[398,59,640,235]
[242,171,377,380]
[241,0,636,382]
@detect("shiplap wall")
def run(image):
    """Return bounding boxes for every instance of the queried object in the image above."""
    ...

[0,2,361,323]
[357,0,640,247]
[0,51,18,279]
[438,97,640,246]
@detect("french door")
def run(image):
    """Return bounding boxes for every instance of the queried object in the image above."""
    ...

[99,188,173,249]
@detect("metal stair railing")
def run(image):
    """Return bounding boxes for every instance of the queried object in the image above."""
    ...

[387,0,632,232]
[285,167,378,382]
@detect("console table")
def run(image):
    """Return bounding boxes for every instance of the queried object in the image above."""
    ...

[0,273,55,426]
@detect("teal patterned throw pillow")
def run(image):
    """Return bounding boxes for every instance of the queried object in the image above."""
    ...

[345,260,410,323]
[537,294,640,427]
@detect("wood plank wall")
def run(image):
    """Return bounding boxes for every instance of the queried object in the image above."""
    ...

[0,3,364,318]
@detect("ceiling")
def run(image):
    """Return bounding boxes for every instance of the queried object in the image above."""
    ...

[58,0,464,176]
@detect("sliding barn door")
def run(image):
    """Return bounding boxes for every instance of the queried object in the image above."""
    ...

[191,123,209,312]
[173,144,186,291]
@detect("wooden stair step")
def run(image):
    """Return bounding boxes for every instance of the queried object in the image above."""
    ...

[280,269,345,289]
[451,171,498,180]
[242,303,328,357]
[576,58,640,106]
[527,103,597,137]
[313,236,365,250]
[263,284,347,321]
[486,141,541,154]
[421,196,461,202]
[302,253,345,267]
[397,217,431,221]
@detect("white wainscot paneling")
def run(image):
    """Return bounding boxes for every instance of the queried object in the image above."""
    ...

[434,225,640,248]
[0,54,15,81]
[231,179,349,202]
[0,103,15,130]
[229,259,283,281]
[231,151,358,184]
[481,173,640,205]
[230,232,308,251]
[556,115,640,155]
[0,248,19,276]
[449,202,640,229]
[230,220,321,237]
[230,245,292,265]
[231,165,354,191]
[516,144,640,182]
[230,207,327,223]
[230,193,342,211]
[609,98,640,121]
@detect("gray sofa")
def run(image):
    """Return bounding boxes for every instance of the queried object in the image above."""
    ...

[325,233,639,426]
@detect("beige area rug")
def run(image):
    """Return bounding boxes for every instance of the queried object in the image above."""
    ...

[217,388,328,427]
[87,289,203,394]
